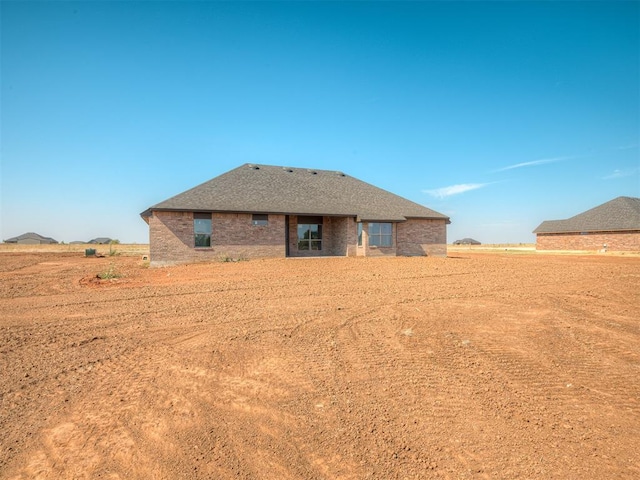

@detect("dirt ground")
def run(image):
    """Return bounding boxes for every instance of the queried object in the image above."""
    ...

[0,250,638,479]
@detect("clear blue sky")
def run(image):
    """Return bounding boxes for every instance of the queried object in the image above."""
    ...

[2,1,638,244]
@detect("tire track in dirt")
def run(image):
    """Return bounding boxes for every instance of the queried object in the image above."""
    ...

[281,301,481,477]
[3,252,640,479]
[15,311,342,479]
[459,299,640,478]
[6,338,173,479]
[166,322,355,479]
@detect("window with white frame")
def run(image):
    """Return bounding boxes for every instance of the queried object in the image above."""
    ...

[368,222,393,247]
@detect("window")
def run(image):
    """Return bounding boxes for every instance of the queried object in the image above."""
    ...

[368,222,393,247]
[357,222,363,246]
[297,216,323,251]
[194,213,212,247]
[252,214,268,226]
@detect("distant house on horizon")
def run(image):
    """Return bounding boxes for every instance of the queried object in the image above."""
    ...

[4,232,58,245]
[453,238,481,245]
[88,237,113,244]
[533,196,640,251]
[140,163,451,266]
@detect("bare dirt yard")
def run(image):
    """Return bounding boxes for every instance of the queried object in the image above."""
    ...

[1,248,638,479]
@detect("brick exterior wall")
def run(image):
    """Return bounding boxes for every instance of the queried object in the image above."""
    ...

[356,219,448,257]
[149,211,449,265]
[397,219,448,257]
[536,231,640,252]
[149,211,285,266]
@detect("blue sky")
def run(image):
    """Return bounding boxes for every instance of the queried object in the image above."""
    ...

[2,1,638,244]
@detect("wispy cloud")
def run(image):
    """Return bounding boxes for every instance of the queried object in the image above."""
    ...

[423,183,489,199]
[494,156,572,172]
[615,144,638,151]
[602,168,638,180]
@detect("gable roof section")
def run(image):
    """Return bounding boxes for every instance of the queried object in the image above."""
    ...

[454,238,481,245]
[143,164,450,223]
[533,196,640,234]
[89,237,113,244]
[4,232,58,243]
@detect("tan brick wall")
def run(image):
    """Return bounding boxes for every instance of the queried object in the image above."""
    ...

[536,231,640,251]
[150,212,449,264]
[326,217,358,256]
[355,219,447,257]
[149,211,285,266]
[344,218,359,257]
[397,219,448,257]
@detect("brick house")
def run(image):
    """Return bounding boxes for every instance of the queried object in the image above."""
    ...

[533,196,640,252]
[140,164,450,265]
[453,238,481,245]
[4,232,58,245]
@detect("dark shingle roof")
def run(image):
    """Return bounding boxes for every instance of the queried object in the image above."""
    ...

[4,232,58,243]
[454,238,481,245]
[88,237,113,244]
[533,196,640,234]
[142,164,450,223]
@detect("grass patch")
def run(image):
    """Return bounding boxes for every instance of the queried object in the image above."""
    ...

[98,263,121,280]
[218,254,249,263]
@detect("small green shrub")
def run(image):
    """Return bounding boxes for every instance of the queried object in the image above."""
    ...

[218,254,248,263]
[98,263,121,280]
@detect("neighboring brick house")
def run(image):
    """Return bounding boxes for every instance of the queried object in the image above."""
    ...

[453,238,481,245]
[140,163,450,266]
[4,232,58,245]
[533,196,640,251]
[88,237,113,245]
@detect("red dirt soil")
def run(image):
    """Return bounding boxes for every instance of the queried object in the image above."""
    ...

[0,252,638,479]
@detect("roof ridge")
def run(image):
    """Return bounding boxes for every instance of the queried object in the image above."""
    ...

[244,163,348,175]
[143,163,450,222]
[533,196,640,234]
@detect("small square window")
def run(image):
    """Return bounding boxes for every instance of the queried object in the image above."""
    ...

[252,214,268,226]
